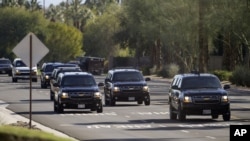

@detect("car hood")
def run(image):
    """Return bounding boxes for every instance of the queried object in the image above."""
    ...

[183,88,227,95]
[113,81,147,86]
[61,86,99,92]
[0,64,12,67]
[15,66,37,70]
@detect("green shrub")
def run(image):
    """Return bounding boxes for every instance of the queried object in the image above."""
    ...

[157,63,179,78]
[213,70,232,81]
[229,65,250,87]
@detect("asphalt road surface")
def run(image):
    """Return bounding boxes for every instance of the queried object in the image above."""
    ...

[0,74,250,141]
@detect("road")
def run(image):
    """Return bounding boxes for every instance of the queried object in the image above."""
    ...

[0,74,250,141]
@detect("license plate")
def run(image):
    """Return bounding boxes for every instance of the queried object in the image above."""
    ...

[203,109,211,114]
[78,104,85,108]
[128,97,135,101]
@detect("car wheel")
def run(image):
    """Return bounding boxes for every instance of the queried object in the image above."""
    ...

[144,95,150,106]
[137,100,143,104]
[50,90,54,101]
[169,104,177,120]
[97,102,103,113]
[12,77,17,82]
[178,104,186,121]
[32,78,37,82]
[110,98,116,106]
[222,111,230,121]
[53,100,57,112]
[57,103,64,113]
[212,114,219,119]
[104,94,110,105]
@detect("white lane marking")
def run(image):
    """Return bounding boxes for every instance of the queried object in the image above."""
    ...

[181,130,189,133]
[206,136,216,139]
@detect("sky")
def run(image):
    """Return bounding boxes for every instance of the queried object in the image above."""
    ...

[38,0,86,8]
[38,0,64,8]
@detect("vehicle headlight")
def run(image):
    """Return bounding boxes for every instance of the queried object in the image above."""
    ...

[184,96,192,103]
[142,86,149,92]
[113,86,120,92]
[15,69,20,74]
[221,95,229,102]
[61,92,69,98]
[45,75,50,79]
[94,92,102,99]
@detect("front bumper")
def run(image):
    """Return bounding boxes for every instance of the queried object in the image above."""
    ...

[13,74,37,80]
[60,98,102,109]
[182,103,230,115]
[0,68,12,74]
[113,91,150,102]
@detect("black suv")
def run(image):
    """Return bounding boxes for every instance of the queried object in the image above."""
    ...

[49,67,82,100]
[0,58,12,76]
[104,68,151,106]
[168,72,231,121]
[40,62,63,88]
[53,72,104,113]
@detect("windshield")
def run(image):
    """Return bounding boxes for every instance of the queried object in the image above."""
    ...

[62,75,96,87]
[16,60,26,67]
[113,71,144,82]
[181,77,221,89]
[0,60,11,64]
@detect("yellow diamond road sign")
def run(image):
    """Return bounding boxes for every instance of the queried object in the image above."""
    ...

[12,33,49,67]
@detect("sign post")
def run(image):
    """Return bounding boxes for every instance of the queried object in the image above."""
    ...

[12,32,49,128]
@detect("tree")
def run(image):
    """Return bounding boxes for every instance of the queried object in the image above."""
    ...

[43,22,83,62]
[83,3,121,58]
[0,7,48,60]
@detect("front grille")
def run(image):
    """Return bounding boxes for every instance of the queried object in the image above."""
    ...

[193,95,220,104]
[69,92,93,99]
[120,86,142,93]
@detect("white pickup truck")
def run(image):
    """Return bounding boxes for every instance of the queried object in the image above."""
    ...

[12,58,38,82]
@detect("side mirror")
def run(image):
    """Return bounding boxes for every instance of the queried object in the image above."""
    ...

[98,82,104,87]
[171,85,179,89]
[104,78,110,83]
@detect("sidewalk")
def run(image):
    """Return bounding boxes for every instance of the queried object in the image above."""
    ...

[0,100,78,141]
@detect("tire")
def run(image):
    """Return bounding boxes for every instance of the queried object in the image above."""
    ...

[50,90,54,101]
[41,82,46,88]
[212,114,219,119]
[97,102,103,113]
[144,95,150,106]
[137,100,143,104]
[53,100,57,112]
[169,104,177,120]
[57,103,64,113]
[12,77,17,82]
[110,98,116,106]
[56,98,64,113]
[104,94,110,105]
[109,93,115,106]
[178,104,186,121]
[32,78,37,82]
[223,111,231,121]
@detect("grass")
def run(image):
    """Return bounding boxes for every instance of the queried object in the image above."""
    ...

[0,125,75,141]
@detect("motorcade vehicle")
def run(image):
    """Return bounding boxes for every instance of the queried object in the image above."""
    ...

[0,57,12,76]
[40,62,63,88]
[12,58,38,82]
[168,71,231,121]
[104,68,151,106]
[53,72,104,113]
[49,66,82,100]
